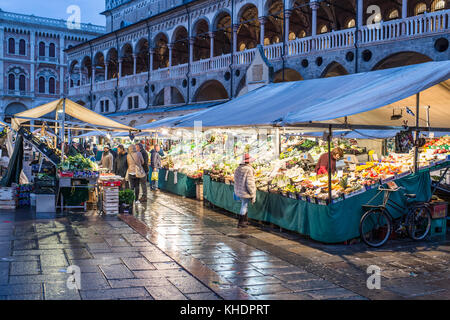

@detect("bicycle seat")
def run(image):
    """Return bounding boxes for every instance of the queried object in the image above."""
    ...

[405,194,416,199]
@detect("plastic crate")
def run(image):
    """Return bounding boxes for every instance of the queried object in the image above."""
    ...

[430,202,447,219]
[429,218,447,241]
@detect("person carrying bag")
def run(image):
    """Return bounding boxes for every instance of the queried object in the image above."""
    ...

[126,145,145,203]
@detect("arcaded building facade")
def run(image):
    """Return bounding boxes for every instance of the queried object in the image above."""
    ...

[66,0,449,126]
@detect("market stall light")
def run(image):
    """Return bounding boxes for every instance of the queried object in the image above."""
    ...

[161,129,169,135]
[390,109,403,120]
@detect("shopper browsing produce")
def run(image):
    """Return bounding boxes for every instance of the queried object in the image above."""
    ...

[234,153,256,229]
[315,147,344,175]
[150,144,162,191]
[135,143,149,201]
[114,145,128,189]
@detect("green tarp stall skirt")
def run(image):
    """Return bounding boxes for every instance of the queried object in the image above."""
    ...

[203,170,432,243]
[158,168,198,198]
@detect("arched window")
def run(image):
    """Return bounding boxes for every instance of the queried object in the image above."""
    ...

[49,77,55,94]
[8,74,15,90]
[431,0,445,11]
[8,38,15,54]
[49,43,56,57]
[415,3,427,15]
[39,42,46,57]
[320,25,328,34]
[19,40,26,55]
[347,19,356,28]
[19,75,26,92]
[388,9,399,20]
[38,77,45,93]
[70,79,74,87]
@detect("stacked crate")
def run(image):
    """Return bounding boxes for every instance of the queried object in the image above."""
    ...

[102,187,119,215]
[0,186,17,210]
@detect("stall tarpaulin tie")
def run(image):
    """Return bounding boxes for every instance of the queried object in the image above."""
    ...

[174,172,178,184]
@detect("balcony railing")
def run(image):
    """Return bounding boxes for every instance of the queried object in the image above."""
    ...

[68,9,449,97]
[3,89,33,97]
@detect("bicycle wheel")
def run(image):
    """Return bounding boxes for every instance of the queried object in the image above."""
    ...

[360,209,392,247]
[407,206,432,241]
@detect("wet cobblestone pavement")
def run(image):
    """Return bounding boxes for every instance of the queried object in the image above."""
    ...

[0,187,449,300]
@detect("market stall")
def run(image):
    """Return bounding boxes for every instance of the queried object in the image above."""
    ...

[144,61,450,243]
[7,98,137,213]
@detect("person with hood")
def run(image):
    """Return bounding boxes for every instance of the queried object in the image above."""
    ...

[233,153,256,228]
[127,144,145,203]
[113,145,128,189]
[135,143,149,202]
[100,146,114,172]
[149,144,162,191]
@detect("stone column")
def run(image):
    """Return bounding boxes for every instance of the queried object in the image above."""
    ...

[168,44,173,67]
[92,66,96,82]
[284,10,291,44]
[259,17,266,46]
[105,63,108,81]
[189,37,195,63]
[79,67,83,86]
[59,35,65,95]
[0,27,4,94]
[402,0,408,18]
[209,32,215,58]
[133,54,137,74]
[357,0,364,28]
[30,32,35,94]
[149,48,154,71]
[311,1,319,37]
[232,24,239,53]
[118,59,123,78]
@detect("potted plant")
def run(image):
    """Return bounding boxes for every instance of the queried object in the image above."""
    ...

[119,189,135,215]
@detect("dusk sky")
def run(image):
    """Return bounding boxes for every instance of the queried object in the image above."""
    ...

[0,0,106,26]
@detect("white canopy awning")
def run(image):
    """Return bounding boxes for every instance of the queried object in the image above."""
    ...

[11,99,136,132]
[172,61,450,130]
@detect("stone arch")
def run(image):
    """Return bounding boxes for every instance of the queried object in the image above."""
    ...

[193,19,211,61]
[153,33,169,70]
[290,0,311,39]
[106,48,119,80]
[236,0,260,22]
[4,102,27,122]
[212,9,232,32]
[172,26,189,66]
[121,43,134,77]
[194,80,229,102]
[237,3,260,51]
[192,17,211,35]
[135,38,149,73]
[264,0,284,45]
[153,87,186,106]
[321,61,349,78]
[213,11,232,56]
[273,68,304,82]
[81,56,92,84]
[93,52,105,82]
[371,51,433,70]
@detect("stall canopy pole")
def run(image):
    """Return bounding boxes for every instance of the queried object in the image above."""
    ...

[61,98,66,161]
[327,124,332,202]
[414,93,420,173]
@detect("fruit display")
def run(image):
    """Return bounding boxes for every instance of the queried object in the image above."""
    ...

[160,131,450,202]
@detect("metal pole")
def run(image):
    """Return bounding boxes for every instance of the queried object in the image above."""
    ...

[414,93,420,173]
[328,124,332,202]
[61,98,66,161]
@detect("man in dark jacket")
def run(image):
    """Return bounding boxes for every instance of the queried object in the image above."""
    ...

[113,145,128,189]
[135,143,149,201]
[150,144,162,191]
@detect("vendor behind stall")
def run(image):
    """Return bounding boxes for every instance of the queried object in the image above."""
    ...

[100,146,114,172]
[315,147,344,175]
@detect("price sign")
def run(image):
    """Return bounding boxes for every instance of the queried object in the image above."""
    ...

[372,154,379,161]
[337,170,343,178]
[349,163,356,171]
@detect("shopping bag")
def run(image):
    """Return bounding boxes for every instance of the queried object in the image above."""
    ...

[151,171,159,181]
[233,192,241,202]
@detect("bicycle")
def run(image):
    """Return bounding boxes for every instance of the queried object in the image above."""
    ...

[359,182,432,247]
